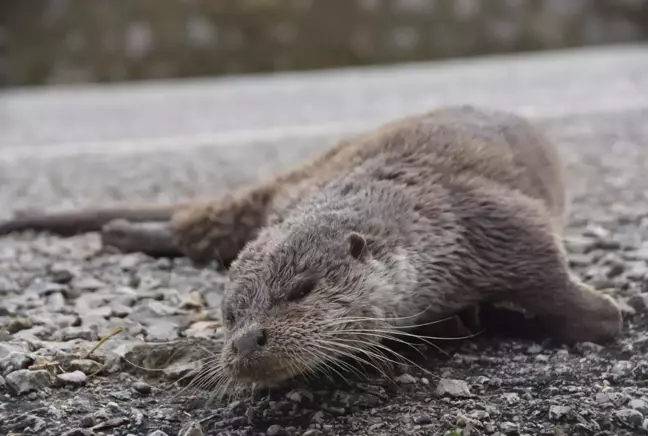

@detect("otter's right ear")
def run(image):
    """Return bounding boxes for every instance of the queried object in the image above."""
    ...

[346,232,369,261]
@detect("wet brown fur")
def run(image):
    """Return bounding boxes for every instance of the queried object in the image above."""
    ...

[1,106,623,387]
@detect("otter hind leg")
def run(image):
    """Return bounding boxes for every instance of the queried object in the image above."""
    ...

[499,231,623,345]
[169,184,279,266]
[461,187,623,345]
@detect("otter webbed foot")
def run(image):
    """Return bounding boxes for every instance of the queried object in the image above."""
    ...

[535,279,622,345]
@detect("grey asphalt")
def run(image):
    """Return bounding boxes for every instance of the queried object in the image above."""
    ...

[0,43,647,216]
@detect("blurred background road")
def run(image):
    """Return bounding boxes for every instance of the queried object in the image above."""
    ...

[1,44,647,216]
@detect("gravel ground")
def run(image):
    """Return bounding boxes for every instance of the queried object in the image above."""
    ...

[2,108,648,436]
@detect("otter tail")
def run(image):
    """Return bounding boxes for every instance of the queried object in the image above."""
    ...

[0,203,189,236]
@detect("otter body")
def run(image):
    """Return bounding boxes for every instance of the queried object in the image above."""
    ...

[171,106,620,386]
[1,106,622,387]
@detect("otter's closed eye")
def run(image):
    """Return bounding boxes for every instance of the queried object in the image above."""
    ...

[287,275,317,301]
[224,308,236,326]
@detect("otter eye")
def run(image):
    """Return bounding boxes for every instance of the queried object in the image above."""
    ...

[287,276,317,302]
[224,308,236,326]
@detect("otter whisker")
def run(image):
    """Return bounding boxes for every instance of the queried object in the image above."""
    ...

[313,339,405,380]
[285,350,307,378]
[304,352,351,384]
[317,314,459,331]
[306,347,355,385]
[168,367,209,397]
[319,336,436,379]
[328,328,450,357]
[160,353,227,396]
[331,333,443,375]
[195,367,227,393]
[305,346,373,382]
[316,308,455,326]
[173,357,219,385]
[286,349,321,384]
[214,373,239,398]
[121,346,202,376]
[310,342,389,383]
[214,377,239,404]
[298,349,340,383]
[184,361,234,400]
[194,342,224,357]
[325,330,429,359]
[336,327,481,343]
[304,343,377,385]
[179,364,225,398]
[168,356,223,390]
[310,342,400,388]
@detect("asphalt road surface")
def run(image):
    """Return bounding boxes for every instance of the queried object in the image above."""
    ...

[0,43,647,214]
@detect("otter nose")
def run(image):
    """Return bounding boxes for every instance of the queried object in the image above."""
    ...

[232,328,267,357]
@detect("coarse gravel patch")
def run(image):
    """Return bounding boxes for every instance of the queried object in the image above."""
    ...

[1,109,648,436]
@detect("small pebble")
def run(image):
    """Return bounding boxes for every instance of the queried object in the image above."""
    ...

[61,429,95,436]
[502,392,520,405]
[74,277,107,291]
[6,369,53,395]
[69,359,103,375]
[395,373,417,384]
[500,421,519,433]
[615,408,644,428]
[468,410,489,420]
[611,360,633,376]
[57,370,87,385]
[6,317,33,334]
[629,399,648,415]
[584,224,610,240]
[549,405,572,420]
[184,321,221,338]
[178,421,205,436]
[266,424,288,436]
[574,342,604,354]
[435,378,471,397]
[286,389,313,403]
[50,267,75,284]
[0,349,33,374]
[413,415,432,424]
[79,415,94,428]
[628,293,648,311]
[133,381,152,395]
[181,291,205,310]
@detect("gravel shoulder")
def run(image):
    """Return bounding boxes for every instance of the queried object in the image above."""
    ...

[1,107,648,436]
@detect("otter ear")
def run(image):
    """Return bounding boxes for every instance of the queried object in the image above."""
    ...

[346,232,369,261]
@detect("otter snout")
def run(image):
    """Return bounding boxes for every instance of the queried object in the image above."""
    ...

[231,327,268,357]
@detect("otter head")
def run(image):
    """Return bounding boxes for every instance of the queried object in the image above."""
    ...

[218,219,392,387]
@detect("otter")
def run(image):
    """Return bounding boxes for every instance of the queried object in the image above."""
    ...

[1,106,623,387]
